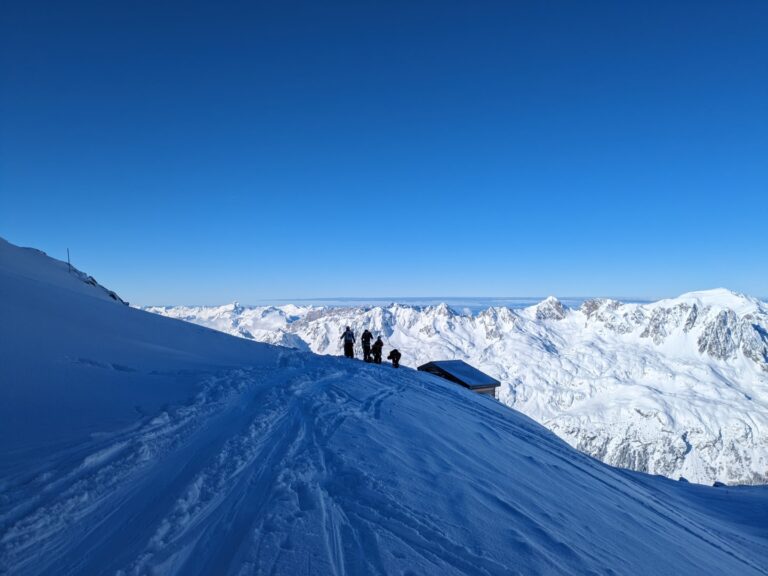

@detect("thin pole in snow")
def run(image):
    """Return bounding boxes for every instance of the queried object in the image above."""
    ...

[67,248,71,273]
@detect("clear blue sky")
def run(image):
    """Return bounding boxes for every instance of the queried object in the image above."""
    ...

[1,0,766,305]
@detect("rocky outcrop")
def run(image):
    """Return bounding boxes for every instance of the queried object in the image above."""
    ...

[535,297,566,320]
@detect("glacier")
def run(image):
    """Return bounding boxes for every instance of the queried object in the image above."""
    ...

[145,290,768,486]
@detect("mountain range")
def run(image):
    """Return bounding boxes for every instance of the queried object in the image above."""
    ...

[146,289,768,485]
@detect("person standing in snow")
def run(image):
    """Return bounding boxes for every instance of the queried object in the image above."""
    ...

[387,349,402,368]
[371,336,383,364]
[340,326,356,358]
[361,329,374,362]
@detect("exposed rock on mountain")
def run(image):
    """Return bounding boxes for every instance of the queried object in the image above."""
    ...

[535,296,567,320]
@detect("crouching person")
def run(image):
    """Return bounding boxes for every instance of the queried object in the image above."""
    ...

[387,349,402,368]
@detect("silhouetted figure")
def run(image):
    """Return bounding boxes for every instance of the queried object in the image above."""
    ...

[340,326,355,358]
[371,336,383,364]
[388,349,402,368]
[361,329,374,362]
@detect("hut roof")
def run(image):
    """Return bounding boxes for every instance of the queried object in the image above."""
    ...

[417,360,500,390]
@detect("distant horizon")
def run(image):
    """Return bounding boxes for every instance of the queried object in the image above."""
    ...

[140,296,646,315]
[142,291,768,311]
[145,296,639,307]
[4,232,766,308]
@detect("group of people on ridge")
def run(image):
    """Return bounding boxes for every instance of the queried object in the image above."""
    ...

[340,326,401,368]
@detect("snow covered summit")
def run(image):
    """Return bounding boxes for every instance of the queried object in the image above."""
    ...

[2,238,768,575]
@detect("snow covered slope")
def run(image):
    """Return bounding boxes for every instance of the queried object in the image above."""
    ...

[3,237,768,575]
[0,239,277,456]
[146,291,768,486]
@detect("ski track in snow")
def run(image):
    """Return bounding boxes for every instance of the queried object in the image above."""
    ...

[1,367,257,574]
[2,353,513,575]
[3,351,768,575]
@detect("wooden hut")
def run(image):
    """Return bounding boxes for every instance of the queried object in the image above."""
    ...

[417,360,500,397]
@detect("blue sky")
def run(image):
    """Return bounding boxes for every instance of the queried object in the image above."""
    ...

[1,0,766,305]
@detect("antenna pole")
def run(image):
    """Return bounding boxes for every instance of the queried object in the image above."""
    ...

[67,248,71,273]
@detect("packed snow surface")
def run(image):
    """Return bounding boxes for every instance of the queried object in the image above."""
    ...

[146,290,768,486]
[2,237,768,575]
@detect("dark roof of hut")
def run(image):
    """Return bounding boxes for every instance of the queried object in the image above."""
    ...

[417,360,500,390]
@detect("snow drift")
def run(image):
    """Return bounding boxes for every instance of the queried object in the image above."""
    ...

[2,237,768,575]
[146,292,768,485]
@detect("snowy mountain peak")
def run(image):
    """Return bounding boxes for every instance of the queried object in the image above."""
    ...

[679,287,749,299]
[661,288,762,314]
[0,237,127,305]
[572,290,768,371]
[533,296,567,320]
[477,305,518,323]
[429,302,455,317]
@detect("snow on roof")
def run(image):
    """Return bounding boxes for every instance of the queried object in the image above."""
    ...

[418,359,500,389]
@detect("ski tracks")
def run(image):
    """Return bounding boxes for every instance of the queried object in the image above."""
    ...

[0,366,274,575]
[115,359,397,575]
[248,369,398,576]
[248,367,512,576]
[3,355,504,575]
